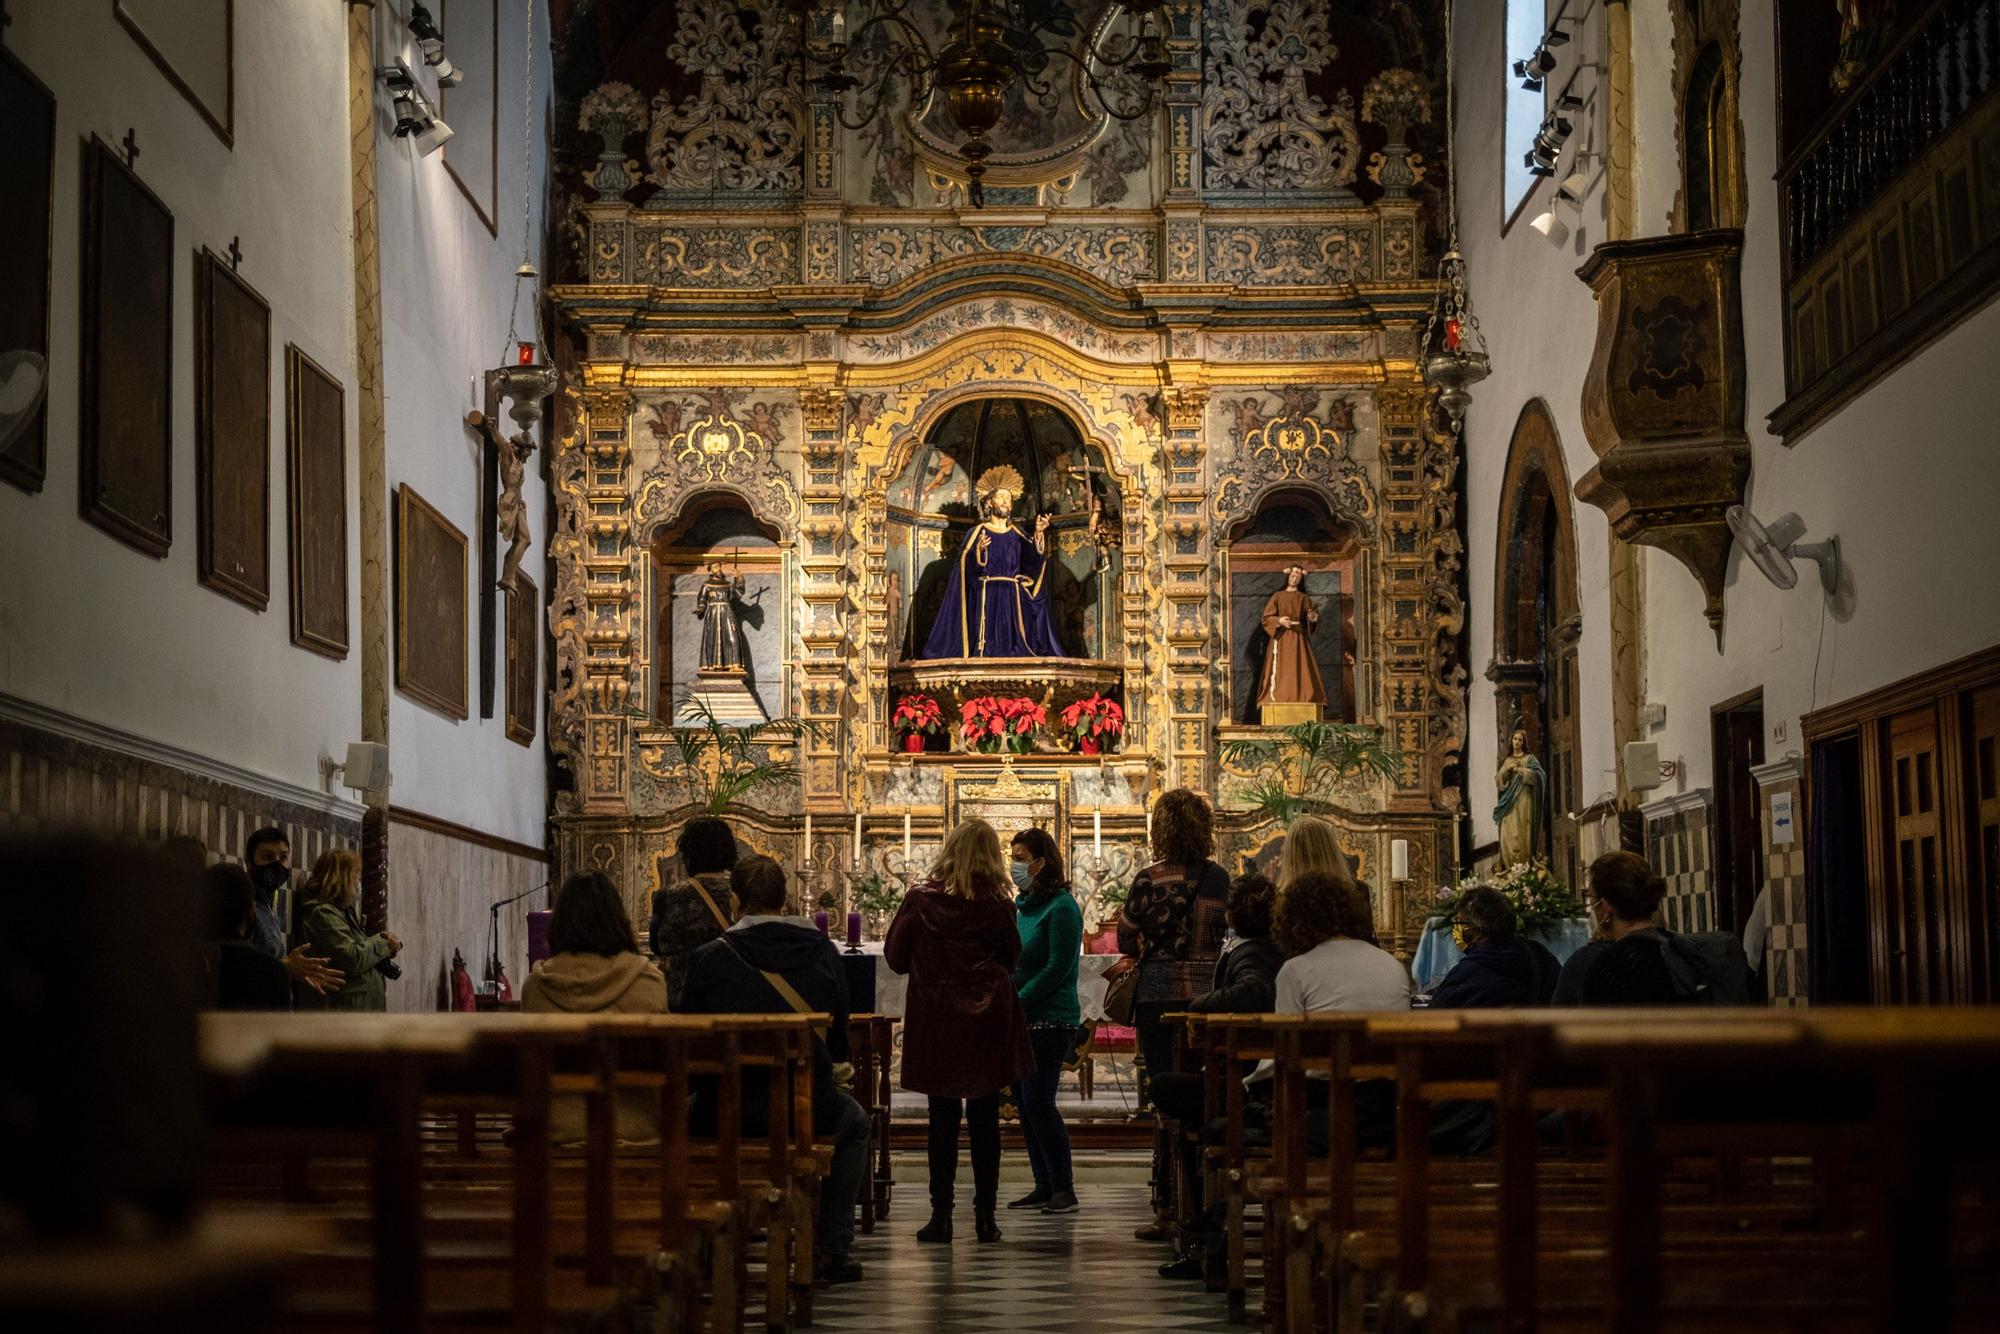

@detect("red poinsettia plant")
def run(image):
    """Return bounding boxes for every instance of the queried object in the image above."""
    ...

[960,696,1045,754]
[1059,694,1125,754]
[892,692,946,753]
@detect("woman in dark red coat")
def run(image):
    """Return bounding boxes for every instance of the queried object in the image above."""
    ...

[885,817,1034,1245]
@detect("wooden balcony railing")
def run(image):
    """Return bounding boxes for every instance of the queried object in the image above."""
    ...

[1772,0,2000,439]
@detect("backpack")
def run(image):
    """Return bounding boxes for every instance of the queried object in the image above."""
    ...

[1655,928,1755,1005]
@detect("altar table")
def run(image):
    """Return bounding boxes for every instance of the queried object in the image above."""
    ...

[1409,917,1595,992]
[836,941,1124,1020]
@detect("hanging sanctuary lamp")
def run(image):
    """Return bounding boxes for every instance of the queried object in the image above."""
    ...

[1421,0,1491,433]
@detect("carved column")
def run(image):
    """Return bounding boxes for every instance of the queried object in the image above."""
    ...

[1160,384,1211,793]
[578,385,636,814]
[1160,0,1204,282]
[797,388,851,810]
[1374,384,1455,814]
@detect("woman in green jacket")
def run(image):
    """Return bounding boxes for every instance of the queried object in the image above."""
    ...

[1006,827,1083,1215]
[296,849,402,1012]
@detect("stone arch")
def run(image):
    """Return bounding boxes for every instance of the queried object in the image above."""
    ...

[1490,398,1582,884]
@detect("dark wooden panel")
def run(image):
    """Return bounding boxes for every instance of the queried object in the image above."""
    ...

[0,48,56,493]
[506,572,538,746]
[194,250,270,609]
[396,484,469,720]
[80,137,174,555]
[285,345,348,657]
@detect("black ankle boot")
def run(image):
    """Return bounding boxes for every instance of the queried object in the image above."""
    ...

[916,1209,953,1243]
[974,1208,1001,1243]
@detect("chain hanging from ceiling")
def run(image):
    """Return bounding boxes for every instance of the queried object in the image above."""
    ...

[1420,0,1491,434]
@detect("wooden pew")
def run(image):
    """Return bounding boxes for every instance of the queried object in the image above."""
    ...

[847,1015,897,1233]
[201,1011,830,1334]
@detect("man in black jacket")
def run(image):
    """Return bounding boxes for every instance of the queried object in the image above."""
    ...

[678,855,870,1286]
[1429,886,1561,1008]
[1147,874,1281,1276]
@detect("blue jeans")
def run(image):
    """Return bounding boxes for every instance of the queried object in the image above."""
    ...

[816,1092,871,1259]
[1013,1026,1074,1193]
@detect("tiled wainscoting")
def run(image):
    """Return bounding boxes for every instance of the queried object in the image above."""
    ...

[1642,790,1718,934]
[386,808,547,1014]
[1753,758,1809,1005]
[0,694,361,863]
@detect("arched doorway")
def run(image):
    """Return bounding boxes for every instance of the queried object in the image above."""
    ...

[1489,400,1582,885]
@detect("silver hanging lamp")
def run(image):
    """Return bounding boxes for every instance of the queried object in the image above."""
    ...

[1421,0,1490,433]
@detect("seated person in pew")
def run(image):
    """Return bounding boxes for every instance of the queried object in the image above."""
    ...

[1244,871,1413,1152]
[679,855,871,1287]
[1561,852,1755,1005]
[520,870,669,1144]
[1148,872,1282,1280]
[1425,885,1558,1155]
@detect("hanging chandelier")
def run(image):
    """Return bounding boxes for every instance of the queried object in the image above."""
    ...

[804,0,1175,207]
[1420,0,1490,432]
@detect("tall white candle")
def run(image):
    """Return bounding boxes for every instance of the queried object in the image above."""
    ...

[803,811,813,864]
[852,811,863,868]
[1391,838,1410,881]
[1093,806,1103,857]
[903,807,912,863]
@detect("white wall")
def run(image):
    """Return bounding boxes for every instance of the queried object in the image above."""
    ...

[375,0,551,846]
[0,0,552,853]
[0,0,361,799]
[1456,0,2000,825]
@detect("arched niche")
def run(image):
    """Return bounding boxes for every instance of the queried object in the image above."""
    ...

[886,395,1126,663]
[1490,399,1581,883]
[648,491,786,721]
[1221,487,1365,724]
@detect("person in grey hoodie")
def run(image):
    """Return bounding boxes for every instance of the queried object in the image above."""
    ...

[521,870,668,1143]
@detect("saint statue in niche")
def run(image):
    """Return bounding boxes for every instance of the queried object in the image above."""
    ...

[1493,729,1548,868]
[1256,566,1326,706]
[695,561,747,674]
[920,465,1067,659]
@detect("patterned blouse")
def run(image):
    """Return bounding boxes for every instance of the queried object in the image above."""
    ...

[649,871,734,1010]
[1117,858,1231,999]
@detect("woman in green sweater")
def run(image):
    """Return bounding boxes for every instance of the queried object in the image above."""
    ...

[1006,827,1083,1215]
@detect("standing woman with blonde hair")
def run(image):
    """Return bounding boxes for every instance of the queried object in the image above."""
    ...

[295,849,402,1012]
[885,818,1034,1245]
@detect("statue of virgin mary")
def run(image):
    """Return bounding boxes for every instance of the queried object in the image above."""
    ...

[919,465,1068,659]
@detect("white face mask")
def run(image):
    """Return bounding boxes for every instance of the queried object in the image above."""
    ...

[1010,861,1033,892]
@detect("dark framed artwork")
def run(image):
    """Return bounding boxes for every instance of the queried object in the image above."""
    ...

[0,47,56,493]
[396,484,469,721]
[505,573,539,746]
[195,250,271,609]
[80,136,175,556]
[114,0,234,147]
[285,345,349,657]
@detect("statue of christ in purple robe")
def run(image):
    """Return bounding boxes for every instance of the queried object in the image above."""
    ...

[919,467,1068,659]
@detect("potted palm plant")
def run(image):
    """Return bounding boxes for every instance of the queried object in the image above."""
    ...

[1219,720,1405,824]
[650,692,820,813]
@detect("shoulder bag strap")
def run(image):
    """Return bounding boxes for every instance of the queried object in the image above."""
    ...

[717,933,821,1021]
[688,875,733,932]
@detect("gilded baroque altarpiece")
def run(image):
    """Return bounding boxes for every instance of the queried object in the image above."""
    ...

[548,0,1464,947]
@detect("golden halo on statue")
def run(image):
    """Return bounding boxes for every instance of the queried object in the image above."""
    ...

[974,464,1026,506]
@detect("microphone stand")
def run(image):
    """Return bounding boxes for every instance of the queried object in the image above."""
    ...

[487,881,549,990]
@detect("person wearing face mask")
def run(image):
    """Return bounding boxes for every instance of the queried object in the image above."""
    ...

[242,828,346,997]
[1005,827,1083,1216]
[1552,851,1660,1004]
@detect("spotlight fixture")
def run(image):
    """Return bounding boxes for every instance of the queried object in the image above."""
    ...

[1529,209,1569,246]
[407,5,462,86]
[1513,47,1558,91]
[1524,147,1556,178]
[379,62,452,156]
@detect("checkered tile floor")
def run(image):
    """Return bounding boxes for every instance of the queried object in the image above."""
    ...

[808,1180,1238,1333]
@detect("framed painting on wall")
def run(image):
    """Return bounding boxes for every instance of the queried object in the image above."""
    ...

[80,136,174,557]
[115,0,234,146]
[195,249,271,609]
[286,345,348,657]
[505,572,538,745]
[396,484,469,720]
[0,47,56,493]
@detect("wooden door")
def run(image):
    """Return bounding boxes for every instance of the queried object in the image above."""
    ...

[1711,691,1766,938]
[1876,706,1947,1002]
[1962,686,1999,997]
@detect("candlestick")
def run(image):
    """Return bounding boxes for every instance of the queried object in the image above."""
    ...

[1093,806,1102,857]
[852,810,863,868]
[1391,838,1410,881]
[903,807,912,863]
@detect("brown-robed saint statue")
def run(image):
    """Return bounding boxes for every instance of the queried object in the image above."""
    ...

[1257,565,1327,706]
